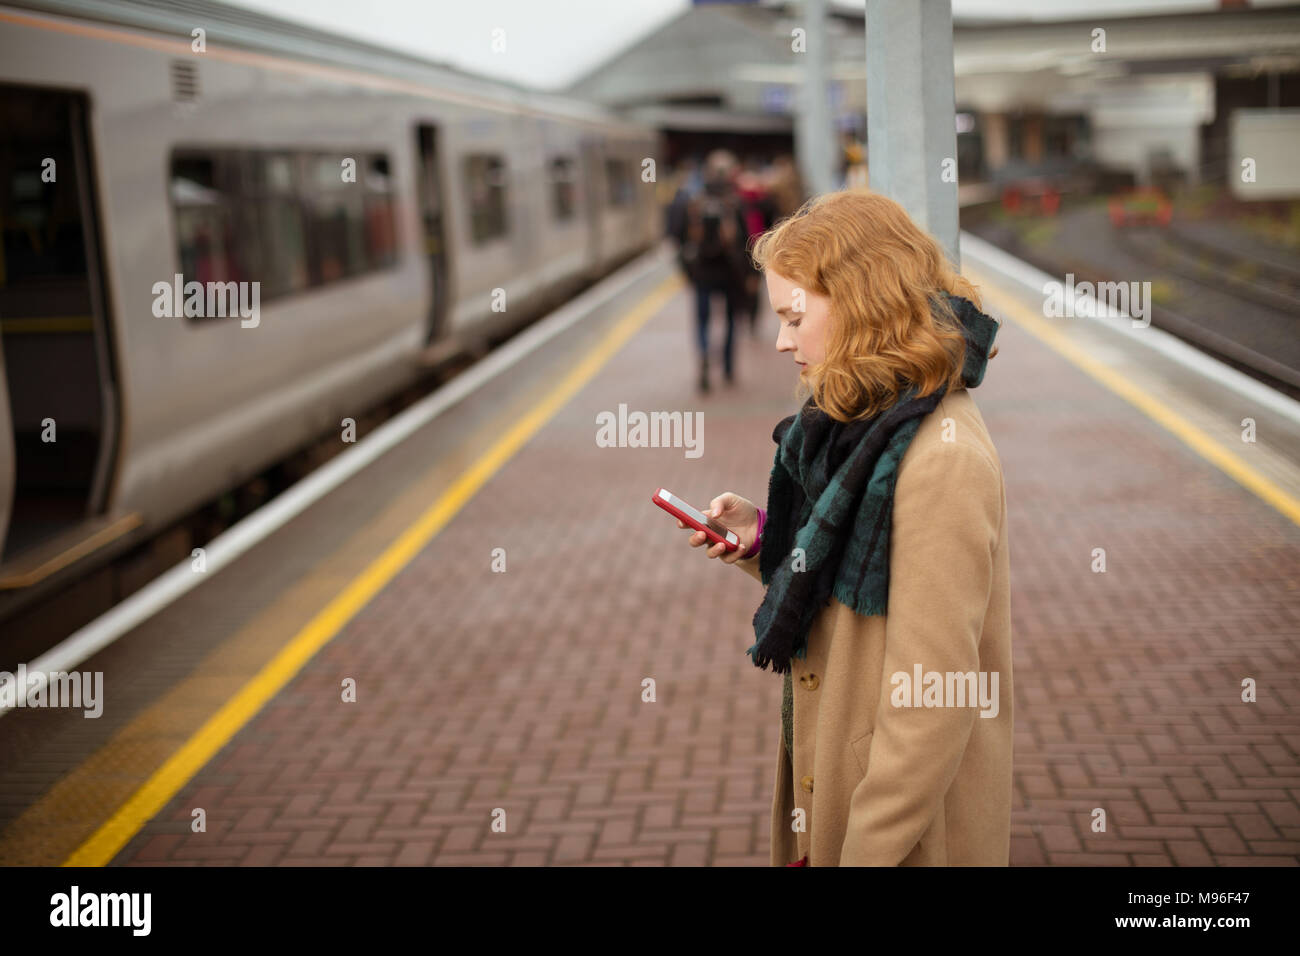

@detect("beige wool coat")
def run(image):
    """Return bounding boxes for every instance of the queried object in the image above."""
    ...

[734,386,1012,866]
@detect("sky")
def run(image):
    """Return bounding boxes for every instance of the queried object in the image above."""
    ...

[219,0,1271,90]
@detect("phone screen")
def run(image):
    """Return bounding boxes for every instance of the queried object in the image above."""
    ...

[660,490,736,541]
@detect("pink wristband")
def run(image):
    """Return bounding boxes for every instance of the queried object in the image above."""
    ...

[742,507,766,559]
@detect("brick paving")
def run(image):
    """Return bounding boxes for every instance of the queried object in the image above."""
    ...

[97,279,1300,866]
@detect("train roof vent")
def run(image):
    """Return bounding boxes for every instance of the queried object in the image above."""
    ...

[171,60,199,102]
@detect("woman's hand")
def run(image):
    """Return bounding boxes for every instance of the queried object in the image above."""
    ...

[676,492,759,564]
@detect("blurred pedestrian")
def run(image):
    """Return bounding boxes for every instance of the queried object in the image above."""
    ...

[766,154,805,219]
[735,165,778,337]
[669,149,749,393]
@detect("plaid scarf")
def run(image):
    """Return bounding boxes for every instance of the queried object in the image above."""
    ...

[744,292,999,755]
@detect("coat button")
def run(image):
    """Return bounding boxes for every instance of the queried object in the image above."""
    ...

[799,673,820,690]
[800,775,814,793]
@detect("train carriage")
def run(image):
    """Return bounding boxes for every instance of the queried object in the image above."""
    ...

[0,0,661,607]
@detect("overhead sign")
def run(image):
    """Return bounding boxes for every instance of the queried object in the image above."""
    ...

[761,85,791,113]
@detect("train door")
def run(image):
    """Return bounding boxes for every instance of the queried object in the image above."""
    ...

[415,123,450,345]
[510,114,540,284]
[0,84,118,563]
[581,135,604,276]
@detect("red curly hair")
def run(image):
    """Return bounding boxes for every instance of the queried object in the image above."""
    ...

[750,188,997,423]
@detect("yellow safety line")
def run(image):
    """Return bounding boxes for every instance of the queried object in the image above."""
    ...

[968,265,1300,528]
[63,274,683,866]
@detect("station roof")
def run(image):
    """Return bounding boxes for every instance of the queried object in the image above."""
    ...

[564,1,1300,118]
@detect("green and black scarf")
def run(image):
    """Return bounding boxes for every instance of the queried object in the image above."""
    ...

[744,292,1000,755]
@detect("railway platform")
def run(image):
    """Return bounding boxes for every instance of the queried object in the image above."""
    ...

[1,239,1298,867]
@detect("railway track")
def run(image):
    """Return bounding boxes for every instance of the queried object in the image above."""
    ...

[978,227,1300,402]
[1114,226,1300,318]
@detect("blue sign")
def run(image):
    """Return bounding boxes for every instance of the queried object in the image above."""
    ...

[761,85,791,113]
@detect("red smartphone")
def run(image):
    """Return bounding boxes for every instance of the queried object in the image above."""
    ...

[652,488,740,551]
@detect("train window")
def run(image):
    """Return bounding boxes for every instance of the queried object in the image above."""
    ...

[464,154,508,244]
[363,155,398,269]
[301,152,397,279]
[305,154,367,283]
[170,154,244,289]
[604,157,634,207]
[170,147,399,314]
[549,156,576,221]
[247,153,308,298]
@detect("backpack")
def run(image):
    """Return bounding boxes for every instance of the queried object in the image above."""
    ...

[681,191,741,278]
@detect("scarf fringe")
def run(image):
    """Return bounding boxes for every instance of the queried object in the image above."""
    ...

[834,578,888,618]
[745,641,808,674]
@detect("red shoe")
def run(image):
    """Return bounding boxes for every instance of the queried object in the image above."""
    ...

[785,854,808,867]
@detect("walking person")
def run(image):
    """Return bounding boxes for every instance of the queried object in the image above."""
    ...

[735,165,777,338]
[672,189,1012,866]
[671,150,749,393]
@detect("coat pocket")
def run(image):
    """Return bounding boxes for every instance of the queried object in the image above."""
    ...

[850,731,874,777]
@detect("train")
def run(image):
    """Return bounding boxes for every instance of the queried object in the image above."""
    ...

[0,0,662,605]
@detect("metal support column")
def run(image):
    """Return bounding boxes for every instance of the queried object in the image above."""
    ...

[865,0,961,267]
[796,0,836,198]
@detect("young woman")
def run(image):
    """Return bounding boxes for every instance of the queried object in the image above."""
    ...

[676,189,1012,866]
